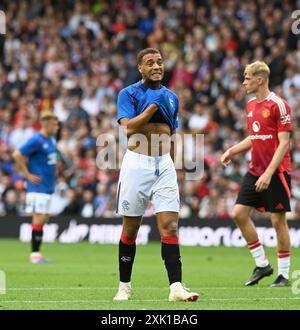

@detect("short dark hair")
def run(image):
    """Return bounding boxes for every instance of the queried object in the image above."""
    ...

[137,48,162,65]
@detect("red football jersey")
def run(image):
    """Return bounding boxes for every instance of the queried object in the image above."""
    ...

[246,91,292,176]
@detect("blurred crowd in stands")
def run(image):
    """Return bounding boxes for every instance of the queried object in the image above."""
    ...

[0,0,300,219]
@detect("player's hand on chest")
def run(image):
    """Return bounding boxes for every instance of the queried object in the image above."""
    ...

[138,88,176,115]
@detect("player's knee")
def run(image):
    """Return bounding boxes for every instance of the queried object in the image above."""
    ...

[33,214,49,224]
[232,208,247,224]
[122,217,141,238]
[271,216,286,231]
[160,221,178,237]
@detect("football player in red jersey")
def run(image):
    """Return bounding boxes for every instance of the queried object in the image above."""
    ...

[221,61,292,287]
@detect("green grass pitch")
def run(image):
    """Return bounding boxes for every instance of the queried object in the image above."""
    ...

[0,239,299,310]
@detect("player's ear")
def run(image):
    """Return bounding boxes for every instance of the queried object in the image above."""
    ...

[257,76,263,86]
[138,64,142,74]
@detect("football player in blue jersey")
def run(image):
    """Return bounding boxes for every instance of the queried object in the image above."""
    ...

[13,111,59,263]
[114,48,199,302]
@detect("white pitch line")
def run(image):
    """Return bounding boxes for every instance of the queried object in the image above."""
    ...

[204,297,300,301]
[0,299,161,303]
[0,297,300,304]
[7,287,285,291]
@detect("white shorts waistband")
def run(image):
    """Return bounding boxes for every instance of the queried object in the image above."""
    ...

[124,149,171,166]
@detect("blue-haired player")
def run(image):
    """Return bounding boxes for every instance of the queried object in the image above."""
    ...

[113,48,199,302]
[13,111,59,263]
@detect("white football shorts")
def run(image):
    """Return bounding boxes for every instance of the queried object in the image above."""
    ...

[25,192,53,215]
[116,149,180,216]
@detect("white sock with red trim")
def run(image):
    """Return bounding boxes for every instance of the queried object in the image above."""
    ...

[248,240,269,267]
[277,250,290,279]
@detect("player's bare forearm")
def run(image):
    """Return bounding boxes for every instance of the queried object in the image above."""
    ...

[264,132,290,176]
[220,137,251,167]
[229,137,252,156]
[255,132,290,192]
[12,150,41,184]
[12,150,30,178]
[120,104,158,135]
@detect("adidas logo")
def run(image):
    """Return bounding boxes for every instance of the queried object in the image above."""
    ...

[275,203,284,210]
[247,111,253,117]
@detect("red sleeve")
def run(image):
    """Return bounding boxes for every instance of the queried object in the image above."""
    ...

[274,100,292,133]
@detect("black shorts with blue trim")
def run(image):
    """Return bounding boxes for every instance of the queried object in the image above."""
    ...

[236,171,291,213]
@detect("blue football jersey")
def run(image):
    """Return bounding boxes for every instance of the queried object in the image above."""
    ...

[117,80,179,131]
[19,132,57,194]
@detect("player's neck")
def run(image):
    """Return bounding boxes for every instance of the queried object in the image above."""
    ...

[142,79,161,90]
[255,87,271,103]
[40,129,51,138]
